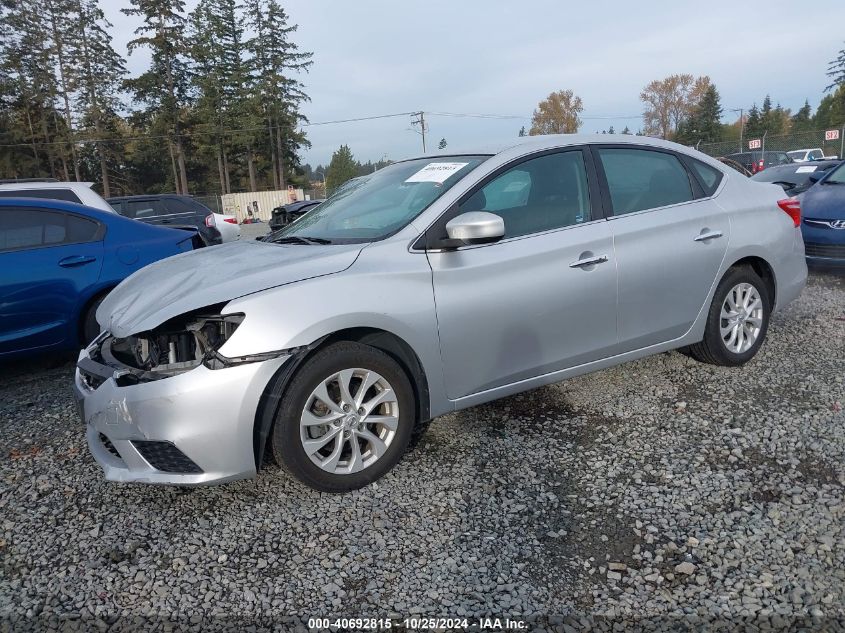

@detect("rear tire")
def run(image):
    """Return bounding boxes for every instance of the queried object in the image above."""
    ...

[688,266,771,366]
[270,342,416,492]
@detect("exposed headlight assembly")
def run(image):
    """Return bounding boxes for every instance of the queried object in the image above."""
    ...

[102,304,247,381]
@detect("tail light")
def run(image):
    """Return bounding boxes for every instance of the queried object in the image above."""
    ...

[204,214,216,227]
[223,217,237,224]
[777,198,801,227]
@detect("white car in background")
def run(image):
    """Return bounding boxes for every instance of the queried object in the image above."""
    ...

[213,212,241,242]
[0,180,115,211]
[787,148,831,162]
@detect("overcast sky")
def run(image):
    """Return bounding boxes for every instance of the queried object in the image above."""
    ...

[103,0,845,167]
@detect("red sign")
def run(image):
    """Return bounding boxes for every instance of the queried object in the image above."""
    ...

[825,129,840,141]
[748,139,762,150]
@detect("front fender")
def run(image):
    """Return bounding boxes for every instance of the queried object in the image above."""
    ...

[219,242,451,418]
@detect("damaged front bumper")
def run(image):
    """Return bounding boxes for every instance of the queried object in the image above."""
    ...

[75,334,290,485]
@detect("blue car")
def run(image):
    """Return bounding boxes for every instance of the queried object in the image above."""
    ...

[801,160,845,267]
[0,198,200,359]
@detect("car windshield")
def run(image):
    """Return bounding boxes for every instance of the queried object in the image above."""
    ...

[824,162,845,184]
[266,156,487,243]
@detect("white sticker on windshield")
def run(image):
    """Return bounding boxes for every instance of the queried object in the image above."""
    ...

[405,162,469,183]
[795,166,818,173]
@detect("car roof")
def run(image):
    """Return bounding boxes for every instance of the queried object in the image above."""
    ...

[107,194,187,201]
[401,133,725,166]
[0,196,126,222]
[0,181,96,190]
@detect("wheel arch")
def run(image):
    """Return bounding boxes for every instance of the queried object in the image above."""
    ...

[252,327,431,470]
[76,284,117,345]
[725,255,777,307]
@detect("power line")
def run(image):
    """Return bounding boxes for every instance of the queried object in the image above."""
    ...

[426,111,644,121]
[0,113,419,148]
[0,109,647,149]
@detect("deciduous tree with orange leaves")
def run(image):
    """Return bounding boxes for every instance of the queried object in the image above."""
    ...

[529,89,584,135]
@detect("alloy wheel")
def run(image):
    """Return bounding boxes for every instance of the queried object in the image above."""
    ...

[299,368,399,475]
[719,282,764,354]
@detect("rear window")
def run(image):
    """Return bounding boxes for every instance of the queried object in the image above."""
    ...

[124,199,162,219]
[0,188,82,204]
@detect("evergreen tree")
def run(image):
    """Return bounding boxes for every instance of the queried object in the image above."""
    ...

[827,42,845,90]
[326,144,357,192]
[675,84,723,145]
[45,0,85,181]
[244,0,312,191]
[190,0,231,193]
[745,104,762,140]
[438,138,447,149]
[73,0,127,197]
[790,100,813,132]
[813,85,845,130]
[518,125,526,137]
[621,126,631,134]
[123,0,192,194]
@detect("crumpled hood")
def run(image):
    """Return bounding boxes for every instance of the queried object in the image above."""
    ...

[802,184,845,220]
[98,240,363,337]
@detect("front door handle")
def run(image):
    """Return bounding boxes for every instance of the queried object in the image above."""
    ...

[694,230,723,242]
[58,255,97,268]
[569,254,609,268]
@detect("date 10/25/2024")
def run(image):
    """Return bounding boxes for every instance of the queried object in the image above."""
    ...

[307,616,528,630]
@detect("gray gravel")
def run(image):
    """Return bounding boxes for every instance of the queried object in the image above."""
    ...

[1,271,843,630]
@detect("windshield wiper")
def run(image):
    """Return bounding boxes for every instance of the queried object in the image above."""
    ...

[267,235,333,245]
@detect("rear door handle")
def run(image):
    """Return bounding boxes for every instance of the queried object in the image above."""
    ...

[694,230,723,242]
[58,255,97,268]
[569,254,609,268]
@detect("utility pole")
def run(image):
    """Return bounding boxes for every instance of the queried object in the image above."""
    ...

[411,111,427,152]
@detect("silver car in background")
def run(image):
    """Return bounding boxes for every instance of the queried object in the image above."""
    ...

[74,134,807,492]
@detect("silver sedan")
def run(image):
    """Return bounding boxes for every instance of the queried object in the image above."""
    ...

[75,134,807,492]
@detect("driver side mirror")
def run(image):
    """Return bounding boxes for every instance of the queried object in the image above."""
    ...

[808,172,823,183]
[444,211,505,246]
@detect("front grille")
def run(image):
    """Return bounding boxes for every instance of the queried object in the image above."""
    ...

[99,433,121,458]
[132,441,203,474]
[804,242,845,259]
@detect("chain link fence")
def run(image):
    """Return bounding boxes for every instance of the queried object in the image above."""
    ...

[698,127,845,159]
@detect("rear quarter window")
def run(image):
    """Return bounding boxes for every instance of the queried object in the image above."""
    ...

[688,159,724,196]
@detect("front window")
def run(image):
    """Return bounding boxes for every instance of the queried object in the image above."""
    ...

[267,156,487,243]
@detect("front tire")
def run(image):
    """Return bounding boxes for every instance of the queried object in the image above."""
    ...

[270,342,416,492]
[82,295,105,346]
[688,266,771,366]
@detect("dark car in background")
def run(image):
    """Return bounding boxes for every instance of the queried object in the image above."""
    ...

[723,150,792,174]
[798,160,845,267]
[107,194,222,246]
[0,198,199,359]
[268,199,324,231]
[750,160,843,197]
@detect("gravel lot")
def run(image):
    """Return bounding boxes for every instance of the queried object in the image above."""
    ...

[1,271,843,630]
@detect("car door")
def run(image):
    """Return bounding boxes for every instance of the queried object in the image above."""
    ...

[0,206,104,354]
[593,146,730,352]
[426,148,618,400]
